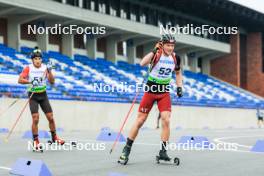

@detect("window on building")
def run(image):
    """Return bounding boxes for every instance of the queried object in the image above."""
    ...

[129,5,137,22]
[240,34,247,88]
[148,9,157,26]
[98,2,106,13]
[120,9,127,19]
[130,13,136,21]
[110,6,117,16]
[198,57,202,70]
[83,0,91,9]
[109,0,119,17]
[53,0,62,3]
[91,1,95,11]
[140,14,146,24]
[120,2,128,19]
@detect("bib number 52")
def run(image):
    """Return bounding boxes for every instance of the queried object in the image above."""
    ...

[159,68,172,75]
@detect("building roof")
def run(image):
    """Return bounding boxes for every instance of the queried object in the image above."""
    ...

[129,0,264,31]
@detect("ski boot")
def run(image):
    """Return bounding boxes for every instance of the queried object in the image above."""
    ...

[48,135,65,145]
[32,139,43,153]
[156,149,180,165]
[118,145,131,165]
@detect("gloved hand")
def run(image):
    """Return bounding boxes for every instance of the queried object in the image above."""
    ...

[152,41,163,54]
[31,79,40,87]
[141,71,147,77]
[47,61,54,72]
[177,87,183,98]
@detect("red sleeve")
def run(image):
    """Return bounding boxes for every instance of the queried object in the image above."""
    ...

[20,66,29,78]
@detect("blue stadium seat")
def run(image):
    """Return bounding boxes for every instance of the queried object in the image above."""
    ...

[0,44,263,108]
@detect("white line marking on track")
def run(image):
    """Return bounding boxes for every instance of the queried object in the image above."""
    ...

[0,166,11,171]
[213,135,264,154]
[43,137,264,154]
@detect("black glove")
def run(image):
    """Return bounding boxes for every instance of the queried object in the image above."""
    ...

[177,87,183,98]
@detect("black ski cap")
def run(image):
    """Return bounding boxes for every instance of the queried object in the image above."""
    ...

[31,46,42,59]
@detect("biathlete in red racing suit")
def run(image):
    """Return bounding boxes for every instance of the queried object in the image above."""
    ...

[118,34,183,164]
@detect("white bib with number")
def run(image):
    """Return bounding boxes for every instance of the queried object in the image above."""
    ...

[148,54,175,84]
[27,64,47,92]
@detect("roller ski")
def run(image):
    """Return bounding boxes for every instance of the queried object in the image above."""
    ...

[47,135,65,145]
[47,136,77,147]
[118,145,131,165]
[156,150,180,165]
[32,139,43,153]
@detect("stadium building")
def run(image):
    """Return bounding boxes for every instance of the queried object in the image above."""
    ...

[1,0,264,175]
[0,0,264,130]
[0,0,264,96]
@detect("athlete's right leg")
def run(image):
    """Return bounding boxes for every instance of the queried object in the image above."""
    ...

[31,113,40,139]
[157,92,172,161]
[40,93,65,145]
[29,97,39,140]
[29,97,42,151]
[118,92,155,164]
[127,92,155,141]
[128,112,148,140]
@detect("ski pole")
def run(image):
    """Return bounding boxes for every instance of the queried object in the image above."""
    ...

[110,71,149,154]
[0,99,19,118]
[0,88,29,118]
[4,69,48,142]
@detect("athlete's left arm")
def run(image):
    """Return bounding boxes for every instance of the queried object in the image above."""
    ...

[47,70,55,84]
[175,54,183,87]
[175,69,183,87]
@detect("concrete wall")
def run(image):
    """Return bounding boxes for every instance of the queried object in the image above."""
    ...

[210,32,264,97]
[246,32,264,97]
[210,34,240,86]
[0,98,258,132]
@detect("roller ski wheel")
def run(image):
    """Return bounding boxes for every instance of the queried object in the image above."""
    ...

[156,156,180,165]
[32,140,43,153]
[48,140,77,147]
[156,150,180,165]
[33,147,43,153]
[118,145,131,165]
[174,157,180,165]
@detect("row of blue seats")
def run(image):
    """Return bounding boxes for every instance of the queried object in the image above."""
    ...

[1,45,263,109]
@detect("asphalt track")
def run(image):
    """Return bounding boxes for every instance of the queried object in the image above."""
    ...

[0,128,264,176]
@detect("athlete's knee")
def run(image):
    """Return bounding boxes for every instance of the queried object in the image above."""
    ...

[48,118,55,124]
[137,118,145,128]
[136,113,147,128]
[162,117,170,127]
[161,112,171,126]
[46,113,54,123]
[32,114,39,125]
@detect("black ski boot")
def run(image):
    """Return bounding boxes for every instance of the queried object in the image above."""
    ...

[156,149,180,165]
[118,145,131,165]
